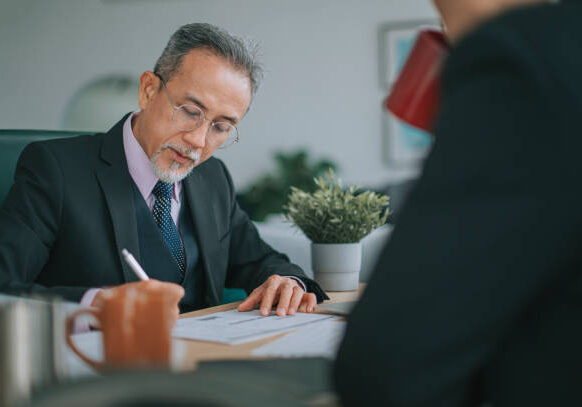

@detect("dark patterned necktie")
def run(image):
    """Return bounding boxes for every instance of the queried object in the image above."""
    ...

[152,181,185,278]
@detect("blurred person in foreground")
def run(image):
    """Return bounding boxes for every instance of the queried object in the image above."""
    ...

[334,0,582,405]
[0,23,327,327]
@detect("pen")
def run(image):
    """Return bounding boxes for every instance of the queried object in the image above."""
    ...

[121,249,150,281]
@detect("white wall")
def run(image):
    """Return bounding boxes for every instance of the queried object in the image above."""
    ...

[0,0,437,190]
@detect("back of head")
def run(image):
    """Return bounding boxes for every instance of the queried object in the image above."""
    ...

[153,23,263,97]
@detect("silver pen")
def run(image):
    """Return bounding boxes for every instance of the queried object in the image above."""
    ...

[121,249,150,281]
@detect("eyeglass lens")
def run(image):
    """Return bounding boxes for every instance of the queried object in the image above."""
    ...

[173,105,237,149]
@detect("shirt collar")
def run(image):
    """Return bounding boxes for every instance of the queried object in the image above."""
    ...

[122,112,182,202]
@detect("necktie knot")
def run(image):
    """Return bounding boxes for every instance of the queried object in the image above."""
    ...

[152,181,173,200]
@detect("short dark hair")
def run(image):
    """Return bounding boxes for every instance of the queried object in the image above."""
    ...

[154,23,263,96]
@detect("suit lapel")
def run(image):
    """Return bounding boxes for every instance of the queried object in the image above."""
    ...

[95,114,140,283]
[183,169,221,305]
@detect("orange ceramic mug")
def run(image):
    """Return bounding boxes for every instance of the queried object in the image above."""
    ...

[65,283,181,370]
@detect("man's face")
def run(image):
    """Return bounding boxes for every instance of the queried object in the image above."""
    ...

[134,48,252,183]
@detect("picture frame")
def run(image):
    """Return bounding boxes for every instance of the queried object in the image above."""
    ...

[379,19,440,166]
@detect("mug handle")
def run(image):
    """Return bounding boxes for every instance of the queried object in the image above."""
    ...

[65,308,105,370]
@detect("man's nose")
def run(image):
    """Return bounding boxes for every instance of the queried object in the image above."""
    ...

[182,122,209,149]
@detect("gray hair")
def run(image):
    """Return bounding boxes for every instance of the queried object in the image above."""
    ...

[154,23,263,96]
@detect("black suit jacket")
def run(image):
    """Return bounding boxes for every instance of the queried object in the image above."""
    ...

[335,3,582,406]
[0,115,324,305]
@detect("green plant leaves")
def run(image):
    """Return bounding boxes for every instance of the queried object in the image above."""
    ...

[236,150,336,221]
[284,170,390,243]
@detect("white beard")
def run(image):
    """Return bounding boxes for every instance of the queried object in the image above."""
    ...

[149,143,200,184]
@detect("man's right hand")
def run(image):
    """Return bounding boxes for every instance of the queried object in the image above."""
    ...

[91,280,185,327]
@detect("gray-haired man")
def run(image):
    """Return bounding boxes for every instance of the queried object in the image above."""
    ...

[0,23,327,321]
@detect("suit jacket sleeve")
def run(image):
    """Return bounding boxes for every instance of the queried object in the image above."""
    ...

[216,159,328,302]
[0,142,91,301]
[334,14,580,406]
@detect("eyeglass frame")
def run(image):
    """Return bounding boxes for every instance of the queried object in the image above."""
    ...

[153,72,240,149]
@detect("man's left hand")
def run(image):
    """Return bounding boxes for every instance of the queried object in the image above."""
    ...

[237,275,317,316]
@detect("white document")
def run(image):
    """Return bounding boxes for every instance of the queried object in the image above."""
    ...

[316,301,356,316]
[172,310,334,344]
[252,318,347,359]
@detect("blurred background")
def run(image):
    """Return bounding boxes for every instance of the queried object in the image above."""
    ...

[0,0,437,193]
[0,0,439,281]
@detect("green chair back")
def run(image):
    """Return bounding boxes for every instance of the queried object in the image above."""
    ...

[0,129,247,303]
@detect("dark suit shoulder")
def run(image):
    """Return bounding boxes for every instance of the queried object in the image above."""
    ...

[191,156,229,177]
[25,132,105,159]
[18,132,108,180]
[456,2,582,48]
[438,2,582,173]
[448,3,582,86]
[190,157,235,194]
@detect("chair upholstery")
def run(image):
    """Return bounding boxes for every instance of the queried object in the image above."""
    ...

[0,129,247,304]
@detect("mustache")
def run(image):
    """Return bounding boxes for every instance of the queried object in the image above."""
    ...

[158,143,200,164]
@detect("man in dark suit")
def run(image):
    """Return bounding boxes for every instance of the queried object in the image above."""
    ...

[335,0,582,405]
[0,23,326,317]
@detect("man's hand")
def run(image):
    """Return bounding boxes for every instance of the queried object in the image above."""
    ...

[92,280,185,327]
[237,275,317,316]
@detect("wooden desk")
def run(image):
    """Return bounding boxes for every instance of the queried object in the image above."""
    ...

[28,290,361,406]
[175,285,364,370]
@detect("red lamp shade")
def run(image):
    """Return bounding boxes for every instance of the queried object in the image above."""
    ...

[385,29,448,132]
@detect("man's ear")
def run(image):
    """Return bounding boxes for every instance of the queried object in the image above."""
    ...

[138,71,159,111]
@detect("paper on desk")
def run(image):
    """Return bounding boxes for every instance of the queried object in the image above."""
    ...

[316,301,356,316]
[252,318,347,359]
[172,310,334,344]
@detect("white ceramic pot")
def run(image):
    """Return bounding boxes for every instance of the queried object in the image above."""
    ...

[311,242,362,291]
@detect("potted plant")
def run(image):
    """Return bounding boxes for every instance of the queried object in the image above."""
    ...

[284,170,389,291]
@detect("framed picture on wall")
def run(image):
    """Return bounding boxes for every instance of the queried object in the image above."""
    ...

[379,19,439,166]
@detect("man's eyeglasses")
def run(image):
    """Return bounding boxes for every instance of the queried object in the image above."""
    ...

[154,72,239,149]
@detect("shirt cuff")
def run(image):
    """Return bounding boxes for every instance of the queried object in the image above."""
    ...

[287,276,307,292]
[74,288,101,334]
